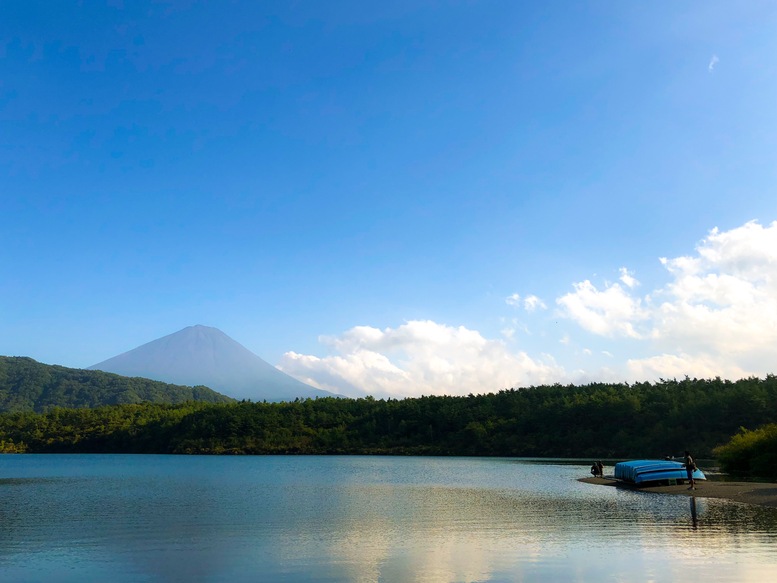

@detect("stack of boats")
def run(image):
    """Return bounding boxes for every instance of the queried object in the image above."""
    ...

[613,459,706,485]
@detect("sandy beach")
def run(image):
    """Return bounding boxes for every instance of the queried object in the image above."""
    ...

[579,476,777,507]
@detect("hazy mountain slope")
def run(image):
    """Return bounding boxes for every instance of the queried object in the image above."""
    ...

[0,356,233,413]
[88,325,335,401]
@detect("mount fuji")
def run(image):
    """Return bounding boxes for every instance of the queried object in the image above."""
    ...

[89,325,336,402]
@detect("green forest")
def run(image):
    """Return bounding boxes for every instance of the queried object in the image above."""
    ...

[2,375,776,472]
[0,356,232,412]
[713,424,777,478]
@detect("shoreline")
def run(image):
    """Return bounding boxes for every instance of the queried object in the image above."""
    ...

[579,476,777,508]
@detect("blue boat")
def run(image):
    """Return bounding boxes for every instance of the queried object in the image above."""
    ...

[613,459,706,485]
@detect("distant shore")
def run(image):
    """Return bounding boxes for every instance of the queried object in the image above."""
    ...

[579,476,777,508]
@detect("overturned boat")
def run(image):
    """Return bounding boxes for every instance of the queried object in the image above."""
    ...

[614,459,706,486]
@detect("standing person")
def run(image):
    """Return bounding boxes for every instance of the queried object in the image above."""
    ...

[684,450,696,490]
[597,460,604,479]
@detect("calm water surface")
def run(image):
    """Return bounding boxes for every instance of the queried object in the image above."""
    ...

[1,455,776,582]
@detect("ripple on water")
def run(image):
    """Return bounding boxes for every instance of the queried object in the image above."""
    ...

[1,455,777,582]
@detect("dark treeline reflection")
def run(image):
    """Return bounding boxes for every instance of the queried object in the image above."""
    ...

[1,376,776,458]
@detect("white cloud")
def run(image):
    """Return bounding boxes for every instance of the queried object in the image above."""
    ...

[619,267,638,289]
[627,353,747,381]
[498,317,529,341]
[506,293,546,312]
[278,320,564,398]
[523,294,547,312]
[561,220,777,381]
[281,221,777,397]
[641,221,777,369]
[708,54,719,72]
[556,280,648,338]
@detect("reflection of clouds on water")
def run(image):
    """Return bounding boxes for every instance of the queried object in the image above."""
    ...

[326,518,390,583]
[392,534,529,583]
[268,482,777,582]
[272,486,541,583]
[2,456,777,582]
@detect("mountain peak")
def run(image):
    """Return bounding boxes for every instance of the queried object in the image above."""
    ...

[186,324,220,332]
[89,327,335,402]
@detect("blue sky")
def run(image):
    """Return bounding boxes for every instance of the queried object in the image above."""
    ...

[3,1,777,398]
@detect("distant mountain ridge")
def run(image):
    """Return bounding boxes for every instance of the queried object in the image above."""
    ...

[89,325,335,402]
[0,356,232,413]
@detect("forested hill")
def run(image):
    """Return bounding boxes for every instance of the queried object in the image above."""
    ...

[0,356,233,413]
[1,375,775,457]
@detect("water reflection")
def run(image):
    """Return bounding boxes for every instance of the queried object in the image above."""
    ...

[1,455,777,582]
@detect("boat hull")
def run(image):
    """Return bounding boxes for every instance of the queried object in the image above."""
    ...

[614,459,706,485]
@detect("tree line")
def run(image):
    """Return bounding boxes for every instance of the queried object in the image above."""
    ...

[1,375,776,464]
[0,356,232,412]
[714,424,777,478]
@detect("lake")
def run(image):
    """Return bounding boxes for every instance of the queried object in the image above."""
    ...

[1,455,776,582]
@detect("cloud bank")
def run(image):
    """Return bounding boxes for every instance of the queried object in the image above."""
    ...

[279,320,563,398]
[280,220,777,398]
[559,220,777,380]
